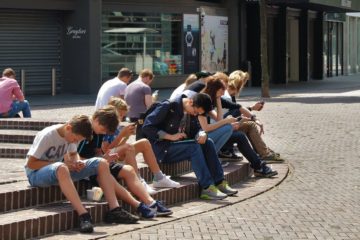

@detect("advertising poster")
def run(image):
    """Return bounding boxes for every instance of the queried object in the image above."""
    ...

[201,14,228,72]
[183,14,200,74]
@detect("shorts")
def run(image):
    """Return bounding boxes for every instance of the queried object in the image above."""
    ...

[89,161,124,186]
[26,158,101,187]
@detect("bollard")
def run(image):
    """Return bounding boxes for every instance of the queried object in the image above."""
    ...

[52,68,56,96]
[21,69,25,95]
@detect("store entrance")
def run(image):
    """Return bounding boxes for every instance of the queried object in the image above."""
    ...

[325,21,343,77]
[287,17,300,82]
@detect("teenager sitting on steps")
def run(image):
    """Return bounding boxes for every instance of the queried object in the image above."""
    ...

[142,93,238,200]
[103,97,180,192]
[78,106,172,217]
[25,115,141,234]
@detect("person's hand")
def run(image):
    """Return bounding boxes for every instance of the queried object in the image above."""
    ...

[225,115,237,124]
[122,124,136,136]
[171,133,187,141]
[251,101,265,111]
[196,134,207,144]
[74,160,86,172]
[255,120,264,135]
[103,149,119,163]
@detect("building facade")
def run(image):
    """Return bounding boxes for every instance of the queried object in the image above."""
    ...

[0,0,359,95]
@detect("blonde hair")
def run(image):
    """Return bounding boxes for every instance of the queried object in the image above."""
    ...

[228,70,250,94]
[213,72,229,85]
[184,74,197,87]
[108,97,129,112]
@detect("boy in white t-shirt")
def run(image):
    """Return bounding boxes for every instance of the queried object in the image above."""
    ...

[25,115,140,233]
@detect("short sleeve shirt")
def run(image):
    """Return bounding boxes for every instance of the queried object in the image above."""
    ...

[0,77,23,113]
[25,124,78,175]
[124,78,152,118]
[94,77,127,110]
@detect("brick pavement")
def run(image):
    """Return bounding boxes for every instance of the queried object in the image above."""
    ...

[104,76,360,239]
[8,75,360,239]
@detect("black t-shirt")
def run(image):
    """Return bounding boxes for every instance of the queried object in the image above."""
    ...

[185,81,206,93]
[78,132,104,159]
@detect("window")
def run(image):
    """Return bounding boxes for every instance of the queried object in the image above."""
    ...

[101,11,183,80]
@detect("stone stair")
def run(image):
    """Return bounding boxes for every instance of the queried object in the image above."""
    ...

[0,119,252,240]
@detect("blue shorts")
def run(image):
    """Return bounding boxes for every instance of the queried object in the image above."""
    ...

[26,158,101,187]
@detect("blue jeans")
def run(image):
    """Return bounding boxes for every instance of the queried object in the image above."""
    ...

[26,158,100,187]
[0,100,31,118]
[207,124,233,153]
[162,139,224,188]
[225,131,263,170]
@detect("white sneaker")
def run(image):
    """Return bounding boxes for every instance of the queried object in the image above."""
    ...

[140,179,157,195]
[153,176,180,188]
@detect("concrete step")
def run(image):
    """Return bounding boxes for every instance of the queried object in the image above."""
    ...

[0,129,38,144]
[0,143,30,158]
[0,119,62,131]
[0,162,251,240]
[0,159,193,213]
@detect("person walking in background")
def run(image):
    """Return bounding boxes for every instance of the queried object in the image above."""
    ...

[0,68,31,118]
[95,68,133,110]
[124,68,155,123]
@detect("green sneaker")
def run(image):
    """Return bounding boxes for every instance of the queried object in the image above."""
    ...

[200,185,228,200]
[263,152,284,164]
[216,181,238,196]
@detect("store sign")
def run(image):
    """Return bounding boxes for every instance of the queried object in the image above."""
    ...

[183,14,200,74]
[66,26,87,39]
[324,13,346,22]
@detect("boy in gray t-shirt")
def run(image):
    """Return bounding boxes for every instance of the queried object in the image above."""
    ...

[25,115,139,233]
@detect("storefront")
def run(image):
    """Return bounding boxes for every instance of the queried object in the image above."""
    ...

[246,0,360,86]
[0,0,242,95]
[344,13,360,75]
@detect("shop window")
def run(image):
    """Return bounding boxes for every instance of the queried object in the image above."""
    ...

[101,11,183,79]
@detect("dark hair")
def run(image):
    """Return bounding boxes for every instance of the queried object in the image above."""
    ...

[92,105,119,134]
[118,68,133,78]
[192,93,213,114]
[201,77,225,105]
[68,115,93,140]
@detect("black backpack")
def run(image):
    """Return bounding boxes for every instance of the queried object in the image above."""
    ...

[135,100,176,140]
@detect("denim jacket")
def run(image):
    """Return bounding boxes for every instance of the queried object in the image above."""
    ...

[142,95,199,162]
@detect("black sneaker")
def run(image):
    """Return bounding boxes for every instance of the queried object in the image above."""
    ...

[79,212,94,233]
[137,202,156,218]
[254,165,278,178]
[218,150,232,159]
[219,150,243,162]
[150,201,173,217]
[104,207,139,224]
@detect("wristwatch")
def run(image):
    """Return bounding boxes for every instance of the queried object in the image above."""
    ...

[185,25,194,55]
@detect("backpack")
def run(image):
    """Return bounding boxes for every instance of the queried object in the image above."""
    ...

[135,100,176,140]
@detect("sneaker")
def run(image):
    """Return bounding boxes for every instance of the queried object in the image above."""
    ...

[219,150,243,162]
[200,185,228,200]
[216,180,238,196]
[262,152,284,164]
[153,176,180,188]
[79,213,94,233]
[137,202,157,218]
[254,165,278,178]
[150,200,173,217]
[141,179,157,195]
[104,207,139,224]
[218,150,232,159]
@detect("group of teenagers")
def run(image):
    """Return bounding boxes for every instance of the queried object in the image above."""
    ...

[22,67,283,234]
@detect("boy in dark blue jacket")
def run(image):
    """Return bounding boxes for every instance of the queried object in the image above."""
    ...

[142,93,237,200]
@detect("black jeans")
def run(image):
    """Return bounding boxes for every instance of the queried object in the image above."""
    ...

[225,131,263,170]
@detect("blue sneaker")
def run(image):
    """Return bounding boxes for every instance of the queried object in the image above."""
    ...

[150,201,173,217]
[254,165,278,178]
[137,202,156,218]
